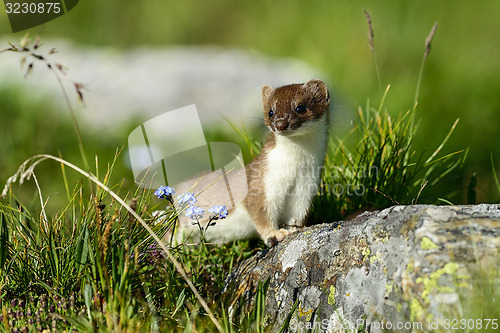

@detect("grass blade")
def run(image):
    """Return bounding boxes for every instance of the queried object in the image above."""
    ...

[1,153,225,333]
[491,154,500,197]
[467,173,477,205]
[278,298,299,333]
[425,118,460,165]
[0,213,8,269]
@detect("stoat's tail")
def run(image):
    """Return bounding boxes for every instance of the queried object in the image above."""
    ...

[175,204,258,244]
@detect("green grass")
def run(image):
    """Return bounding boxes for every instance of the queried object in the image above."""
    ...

[0,155,262,332]
[439,260,500,333]
[313,90,466,222]
[400,255,500,333]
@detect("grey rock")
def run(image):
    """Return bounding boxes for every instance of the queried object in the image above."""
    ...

[222,204,500,332]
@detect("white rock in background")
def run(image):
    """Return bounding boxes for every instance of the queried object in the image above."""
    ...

[0,38,326,134]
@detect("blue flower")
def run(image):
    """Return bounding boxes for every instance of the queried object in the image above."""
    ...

[208,205,228,219]
[177,192,197,205]
[154,185,175,199]
[185,206,205,220]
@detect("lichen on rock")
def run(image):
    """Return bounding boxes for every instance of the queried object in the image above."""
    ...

[222,204,500,332]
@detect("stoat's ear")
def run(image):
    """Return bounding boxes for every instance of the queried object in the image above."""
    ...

[303,79,330,104]
[261,84,273,105]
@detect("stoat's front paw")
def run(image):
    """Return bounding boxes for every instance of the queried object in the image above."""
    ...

[264,228,290,247]
[285,225,305,233]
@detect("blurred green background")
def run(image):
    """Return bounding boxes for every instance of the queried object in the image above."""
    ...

[0,0,499,205]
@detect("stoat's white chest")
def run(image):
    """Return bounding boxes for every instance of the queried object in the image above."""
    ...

[263,118,328,227]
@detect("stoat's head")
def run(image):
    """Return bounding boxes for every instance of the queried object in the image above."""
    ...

[261,79,330,137]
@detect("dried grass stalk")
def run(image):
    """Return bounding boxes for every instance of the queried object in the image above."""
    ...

[425,22,439,59]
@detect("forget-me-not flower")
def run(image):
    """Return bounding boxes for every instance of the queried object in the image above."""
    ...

[185,206,205,220]
[154,185,175,199]
[208,205,228,219]
[177,192,197,205]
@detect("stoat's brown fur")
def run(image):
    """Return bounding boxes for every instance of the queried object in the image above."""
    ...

[243,79,330,246]
[176,79,330,247]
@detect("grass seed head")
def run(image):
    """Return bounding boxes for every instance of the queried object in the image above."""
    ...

[364,9,375,52]
[424,22,438,59]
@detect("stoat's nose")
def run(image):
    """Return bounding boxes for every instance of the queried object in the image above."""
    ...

[275,120,289,131]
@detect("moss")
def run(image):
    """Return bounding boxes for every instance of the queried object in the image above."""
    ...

[410,298,434,323]
[263,314,271,327]
[374,230,390,243]
[361,247,371,259]
[416,262,459,301]
[439,262,459,275]
[296,302,314,321]
[385,282,393,297]
[410,298,424,322]
[328,285,336,305]
[410,262,461,322]
[370,251,381,264]
[420,236,439,250]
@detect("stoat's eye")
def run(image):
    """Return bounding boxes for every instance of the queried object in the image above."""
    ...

[268,109,274,117]
[295,104,307,114]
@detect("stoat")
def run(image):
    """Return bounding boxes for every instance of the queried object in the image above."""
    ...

[178,79,330,247]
